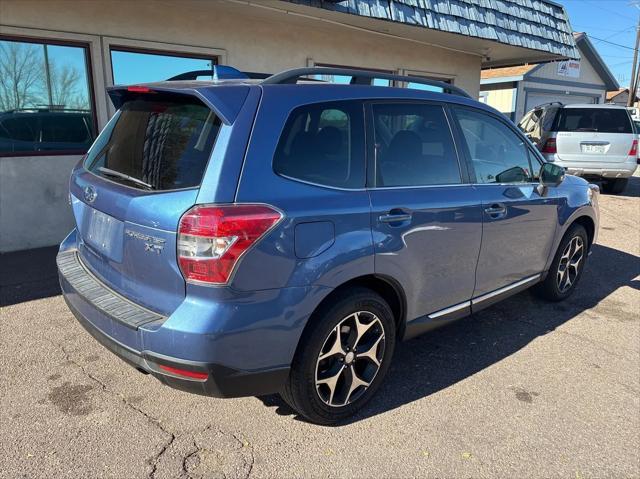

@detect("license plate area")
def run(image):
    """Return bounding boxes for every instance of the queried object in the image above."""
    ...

[82,206,124,261]
[581,143,608,154]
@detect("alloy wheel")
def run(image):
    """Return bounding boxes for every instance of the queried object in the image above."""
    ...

[315,311,386,407]
[557,235,584,293]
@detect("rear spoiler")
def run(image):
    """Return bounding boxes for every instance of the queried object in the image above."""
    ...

[106,84,250,125]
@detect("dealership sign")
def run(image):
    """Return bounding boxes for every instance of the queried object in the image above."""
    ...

[557,60,580,78]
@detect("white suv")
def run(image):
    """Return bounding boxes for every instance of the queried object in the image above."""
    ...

[519,103,638,194]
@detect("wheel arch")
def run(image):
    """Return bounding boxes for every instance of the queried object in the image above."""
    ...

[296,275,407,352]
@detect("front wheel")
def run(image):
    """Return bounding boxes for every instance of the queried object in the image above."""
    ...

[281,288,396,425]
[535,224,589,301]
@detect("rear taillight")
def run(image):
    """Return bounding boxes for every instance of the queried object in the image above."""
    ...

[629,139,638,157]
[177,204,283,285]
[541,138,557,154]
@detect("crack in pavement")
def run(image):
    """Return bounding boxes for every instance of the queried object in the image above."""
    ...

[46,339,176,479]
[47,339,256,479]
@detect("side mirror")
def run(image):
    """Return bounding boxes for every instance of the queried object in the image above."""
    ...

[537,162,565,195]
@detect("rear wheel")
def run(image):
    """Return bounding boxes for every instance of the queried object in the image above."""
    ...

[601,178,628,195]
[281,288,395,425]
[535,224,588,301]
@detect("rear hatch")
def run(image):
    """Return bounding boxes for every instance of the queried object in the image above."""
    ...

[554,107,635,163]
[69,90,223,315]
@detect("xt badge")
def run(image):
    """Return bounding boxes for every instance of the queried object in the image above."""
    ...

[125,229,166,255]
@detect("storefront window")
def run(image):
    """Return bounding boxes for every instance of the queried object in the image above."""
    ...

[312,64,391,86]
[110,47,218,84]
[405,75,452,93]
[0,37,95,156]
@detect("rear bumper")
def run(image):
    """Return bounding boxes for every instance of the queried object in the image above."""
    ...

[61,292,289,398]
[56,230,321,398]
[543,155,638,178]
[60,270,289,398]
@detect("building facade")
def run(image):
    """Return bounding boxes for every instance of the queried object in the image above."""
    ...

[0,0,577,252]
[480,32,618,122]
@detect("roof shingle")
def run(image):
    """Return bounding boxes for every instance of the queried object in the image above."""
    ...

[284,0,579,59]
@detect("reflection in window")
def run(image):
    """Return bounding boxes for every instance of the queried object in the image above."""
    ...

[0,38,95,155]
[454,108,537,184]
[110,48,218,85]
[273,101,365,189]
[373,103,461,187]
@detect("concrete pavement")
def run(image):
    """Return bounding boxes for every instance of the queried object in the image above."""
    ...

[1,178,638,478]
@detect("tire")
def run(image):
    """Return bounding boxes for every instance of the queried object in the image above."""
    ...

[281,287,396,425]
[601,178,628,195]
[535,224,589,302]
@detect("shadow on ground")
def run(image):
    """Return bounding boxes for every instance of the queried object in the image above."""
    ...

[600,174,640,199]
[0,246,60,307]
[259,242,640,424]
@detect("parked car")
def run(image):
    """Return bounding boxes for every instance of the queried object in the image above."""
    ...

[518,103,638,194]
[0,108,94,154]
[57,67,599,424]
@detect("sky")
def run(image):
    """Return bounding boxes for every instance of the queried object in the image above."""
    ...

[562,0,639,89]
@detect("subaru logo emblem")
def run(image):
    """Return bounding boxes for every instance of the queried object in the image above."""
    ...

[84,185,97,203]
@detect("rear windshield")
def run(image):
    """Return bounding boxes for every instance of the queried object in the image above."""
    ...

[553,108,632,134]
[85,95,220,190]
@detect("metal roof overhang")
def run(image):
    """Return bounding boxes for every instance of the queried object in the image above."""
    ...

[247,0,577,68]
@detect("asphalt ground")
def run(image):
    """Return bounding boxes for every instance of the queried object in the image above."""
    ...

[1,177,638,478]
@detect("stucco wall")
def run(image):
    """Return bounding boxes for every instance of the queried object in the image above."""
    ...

[0,0,481,252]
[0,0,482,96]
[0,155,77,252]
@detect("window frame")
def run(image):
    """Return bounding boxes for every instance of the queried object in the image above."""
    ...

[107,44,220,85]
[102,37,226,116]
[271,99,367,191]
[0,34,98,158]
[448,104,543,185]
[364,99,472,189]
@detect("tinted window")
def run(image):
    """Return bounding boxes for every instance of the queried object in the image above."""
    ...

[0,38,95,155]
[373,103,460,187]
[85,96,220,190]
[273,101,365,189]
[454,108,537,183]
[41,114,91,143]
[554,108,632,133]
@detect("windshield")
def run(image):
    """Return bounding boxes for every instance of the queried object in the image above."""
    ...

[553,108,632,134]
[85,95,220,190]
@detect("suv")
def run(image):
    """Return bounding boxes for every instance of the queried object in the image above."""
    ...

[518,103,637,194]
[57,67,599,424]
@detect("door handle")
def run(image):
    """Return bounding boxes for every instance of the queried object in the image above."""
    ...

[484,204,507,218]
[379,212,412,223]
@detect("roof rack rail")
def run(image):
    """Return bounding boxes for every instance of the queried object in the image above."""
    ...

[262,67,471,98]
[534,102,564,108]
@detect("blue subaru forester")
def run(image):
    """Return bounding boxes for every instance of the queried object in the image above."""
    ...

[57,67,599,424]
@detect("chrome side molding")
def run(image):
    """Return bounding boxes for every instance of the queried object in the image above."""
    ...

[471,274,542,311]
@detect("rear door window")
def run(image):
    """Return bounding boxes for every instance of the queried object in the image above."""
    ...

[554,108,632,133]
[273,101,365,189]
[371,102,461,187]
[85,95,221,190]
